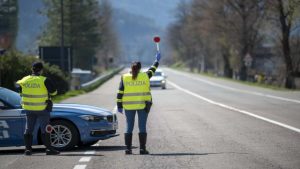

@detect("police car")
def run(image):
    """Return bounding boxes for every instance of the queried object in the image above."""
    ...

[0,87,118,150]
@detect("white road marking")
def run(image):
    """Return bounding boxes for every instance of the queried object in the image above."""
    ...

[84,151,95,155]
[168,80,300,133]
[93,140,101,147]
[74,108,115,169]
[73,165,86,169]
[79,157,91,162]
[166,68,300,104]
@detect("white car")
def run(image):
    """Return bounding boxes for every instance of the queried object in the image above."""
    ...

[150,69,167,89]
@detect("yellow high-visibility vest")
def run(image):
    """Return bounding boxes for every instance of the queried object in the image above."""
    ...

[122,72,151,110]
[17,75,48,111]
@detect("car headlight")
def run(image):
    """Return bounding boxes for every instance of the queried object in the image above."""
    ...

[161,80,166,84]
[80,115,107,122]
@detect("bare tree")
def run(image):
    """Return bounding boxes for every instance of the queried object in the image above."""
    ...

[167,1,194,70]
[201,0,235,77]
[168,0,266,79]
[218,0,266,80]
[95,0,120,72]
[266,0,300,88]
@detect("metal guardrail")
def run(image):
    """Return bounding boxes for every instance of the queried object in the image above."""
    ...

[81,66,124,89]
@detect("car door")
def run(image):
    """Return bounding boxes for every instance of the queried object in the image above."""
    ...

[0,100,25,147]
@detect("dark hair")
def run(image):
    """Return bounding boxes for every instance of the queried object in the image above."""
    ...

[131,62,141,80]
[137,62,141,70]
[32,61,43,73]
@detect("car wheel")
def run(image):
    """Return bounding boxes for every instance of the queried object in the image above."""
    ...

[162,85,166,89]
[49,120,79,151]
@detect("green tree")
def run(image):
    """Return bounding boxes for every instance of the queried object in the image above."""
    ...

[40,0,102,70]
[0,0,18,49]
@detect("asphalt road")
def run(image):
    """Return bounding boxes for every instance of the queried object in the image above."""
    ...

[1,68,300,169]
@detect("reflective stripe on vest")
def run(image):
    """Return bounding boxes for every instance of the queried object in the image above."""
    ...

[122,72,151,110]
[22,102,47,106]
[123,92,151,97]
[17,75,48,111]
[21,94,48,98]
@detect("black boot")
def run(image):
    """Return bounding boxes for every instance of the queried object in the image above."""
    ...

[139,133,149,155]
[24,134,33,155]
[42,133,60,155]
[124,133,132,154]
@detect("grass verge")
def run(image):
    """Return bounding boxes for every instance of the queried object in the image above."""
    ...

[170,66,292,91]
[52,90,86,103]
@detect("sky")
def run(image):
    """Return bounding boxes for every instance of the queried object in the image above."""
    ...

[109,0,183,28]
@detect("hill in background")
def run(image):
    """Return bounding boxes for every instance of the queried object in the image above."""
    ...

[16,0,182,63]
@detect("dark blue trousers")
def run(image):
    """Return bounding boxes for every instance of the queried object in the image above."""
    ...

[125,109,148,133]
[24,110,50,135]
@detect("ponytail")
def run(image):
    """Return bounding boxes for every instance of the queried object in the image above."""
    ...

[131,62,141,80]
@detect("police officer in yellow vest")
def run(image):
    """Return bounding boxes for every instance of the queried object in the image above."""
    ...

[117,52,161,155]
[16,62,59,155]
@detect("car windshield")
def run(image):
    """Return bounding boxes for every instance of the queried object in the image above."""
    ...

[0,88,22,108]
[154,72,162,76]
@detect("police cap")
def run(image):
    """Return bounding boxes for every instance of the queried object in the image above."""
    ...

[32,61,43,72]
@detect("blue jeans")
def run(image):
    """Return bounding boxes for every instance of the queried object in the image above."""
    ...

[24,110,50,134]
[125,109,148,133]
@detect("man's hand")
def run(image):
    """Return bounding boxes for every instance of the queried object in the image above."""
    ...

[155,52,161,62]
[118,108,123,114]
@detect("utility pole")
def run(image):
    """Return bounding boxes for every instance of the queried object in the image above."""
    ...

[60,0,64,71]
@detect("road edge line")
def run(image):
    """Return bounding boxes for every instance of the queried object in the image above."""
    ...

[168,80,300,133]
[166,68,300,104]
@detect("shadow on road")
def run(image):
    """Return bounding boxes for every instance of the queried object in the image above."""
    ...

[74,145,133,152]
[150,153,213,156]
[150,152,248,156]
[0,148,44,156]
[0,145,132,156]
[151,87,173,91]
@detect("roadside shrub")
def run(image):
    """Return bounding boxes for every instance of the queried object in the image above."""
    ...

[43,63,70,94]
[0,50,69,94]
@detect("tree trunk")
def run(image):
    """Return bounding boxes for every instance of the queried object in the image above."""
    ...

[222,53,232,78]
[239,47,248,81]
[197,56,201,73]
[282,34,295,88]
[278,0,295,88]
[239,9,249,81]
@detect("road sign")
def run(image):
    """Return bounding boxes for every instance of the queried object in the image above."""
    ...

[39,46,72,72]
[244,53,253,67]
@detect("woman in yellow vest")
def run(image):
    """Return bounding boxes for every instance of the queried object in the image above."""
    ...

[117,52,161,155]
[16,62,59,155]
